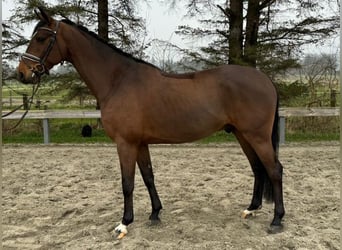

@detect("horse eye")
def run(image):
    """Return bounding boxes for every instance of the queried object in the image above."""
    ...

[36,36,46,43]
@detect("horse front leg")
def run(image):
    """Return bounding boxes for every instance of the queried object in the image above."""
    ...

[114,141,138,239]
[137,144,162,224]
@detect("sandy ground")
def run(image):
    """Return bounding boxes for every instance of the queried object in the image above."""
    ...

[2,142,340,250]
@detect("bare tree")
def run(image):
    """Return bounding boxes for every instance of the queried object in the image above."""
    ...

[300,53,338,106]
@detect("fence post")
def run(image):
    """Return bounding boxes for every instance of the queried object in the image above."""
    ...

[43,118,50,144]
[279,116,286,144]
[23,94,29,110]
[330,89,336,107]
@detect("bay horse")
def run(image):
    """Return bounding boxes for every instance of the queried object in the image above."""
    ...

[17,7,285,238]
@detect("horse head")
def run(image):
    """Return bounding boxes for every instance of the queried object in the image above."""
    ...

[17,7,66,84]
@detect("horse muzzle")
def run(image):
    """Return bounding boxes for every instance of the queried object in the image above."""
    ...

[17,57,49,84]
[16,67,42,84]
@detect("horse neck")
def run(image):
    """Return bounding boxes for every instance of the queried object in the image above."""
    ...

[61,24,133,104]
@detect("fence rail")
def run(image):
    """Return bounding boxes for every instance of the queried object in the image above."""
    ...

[278,107,339,117]
[2,108,340,144]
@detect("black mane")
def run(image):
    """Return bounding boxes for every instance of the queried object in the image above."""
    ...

[61,19,159,70]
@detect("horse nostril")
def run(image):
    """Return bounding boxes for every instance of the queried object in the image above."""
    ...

[18,72,24,81]
[17,71,27,83]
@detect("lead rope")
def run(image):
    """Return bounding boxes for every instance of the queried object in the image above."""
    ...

[2,83,40,131]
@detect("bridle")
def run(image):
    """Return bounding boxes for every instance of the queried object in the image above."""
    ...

[20,21,61,77]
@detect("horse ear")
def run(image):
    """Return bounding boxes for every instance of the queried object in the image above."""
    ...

[35,6,52,24]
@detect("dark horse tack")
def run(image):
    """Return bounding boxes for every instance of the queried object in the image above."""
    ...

[17,7,285,239]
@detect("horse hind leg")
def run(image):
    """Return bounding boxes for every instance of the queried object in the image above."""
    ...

[234,131,266,218]
[137,144,163,224]
[243,133,285,234]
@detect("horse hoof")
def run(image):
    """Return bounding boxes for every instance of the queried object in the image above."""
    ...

[267,224,284,234]
[241,209,257,219]
[150,218,161,226]
[115,223,128,239]
[117,232,126,240]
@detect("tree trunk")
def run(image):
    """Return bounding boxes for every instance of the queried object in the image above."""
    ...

[96,0,108,125]
[244,0,260,67]
[228,0,243,65]
[97,0,109,42]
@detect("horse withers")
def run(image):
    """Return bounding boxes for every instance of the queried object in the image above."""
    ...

[17,7,285,238]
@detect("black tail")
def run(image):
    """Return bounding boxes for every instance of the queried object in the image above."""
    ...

[263,95,280,202]
[271,96,280,158]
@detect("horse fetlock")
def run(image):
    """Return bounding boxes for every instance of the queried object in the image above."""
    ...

[115,223,128,239]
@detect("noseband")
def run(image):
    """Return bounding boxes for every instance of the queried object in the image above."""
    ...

[20,21,61,76]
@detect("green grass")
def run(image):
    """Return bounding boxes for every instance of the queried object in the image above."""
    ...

[3,119,110,144]
[286,132,339,142]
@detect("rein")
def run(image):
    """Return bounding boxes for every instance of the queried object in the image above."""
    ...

[2,83,40,131]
